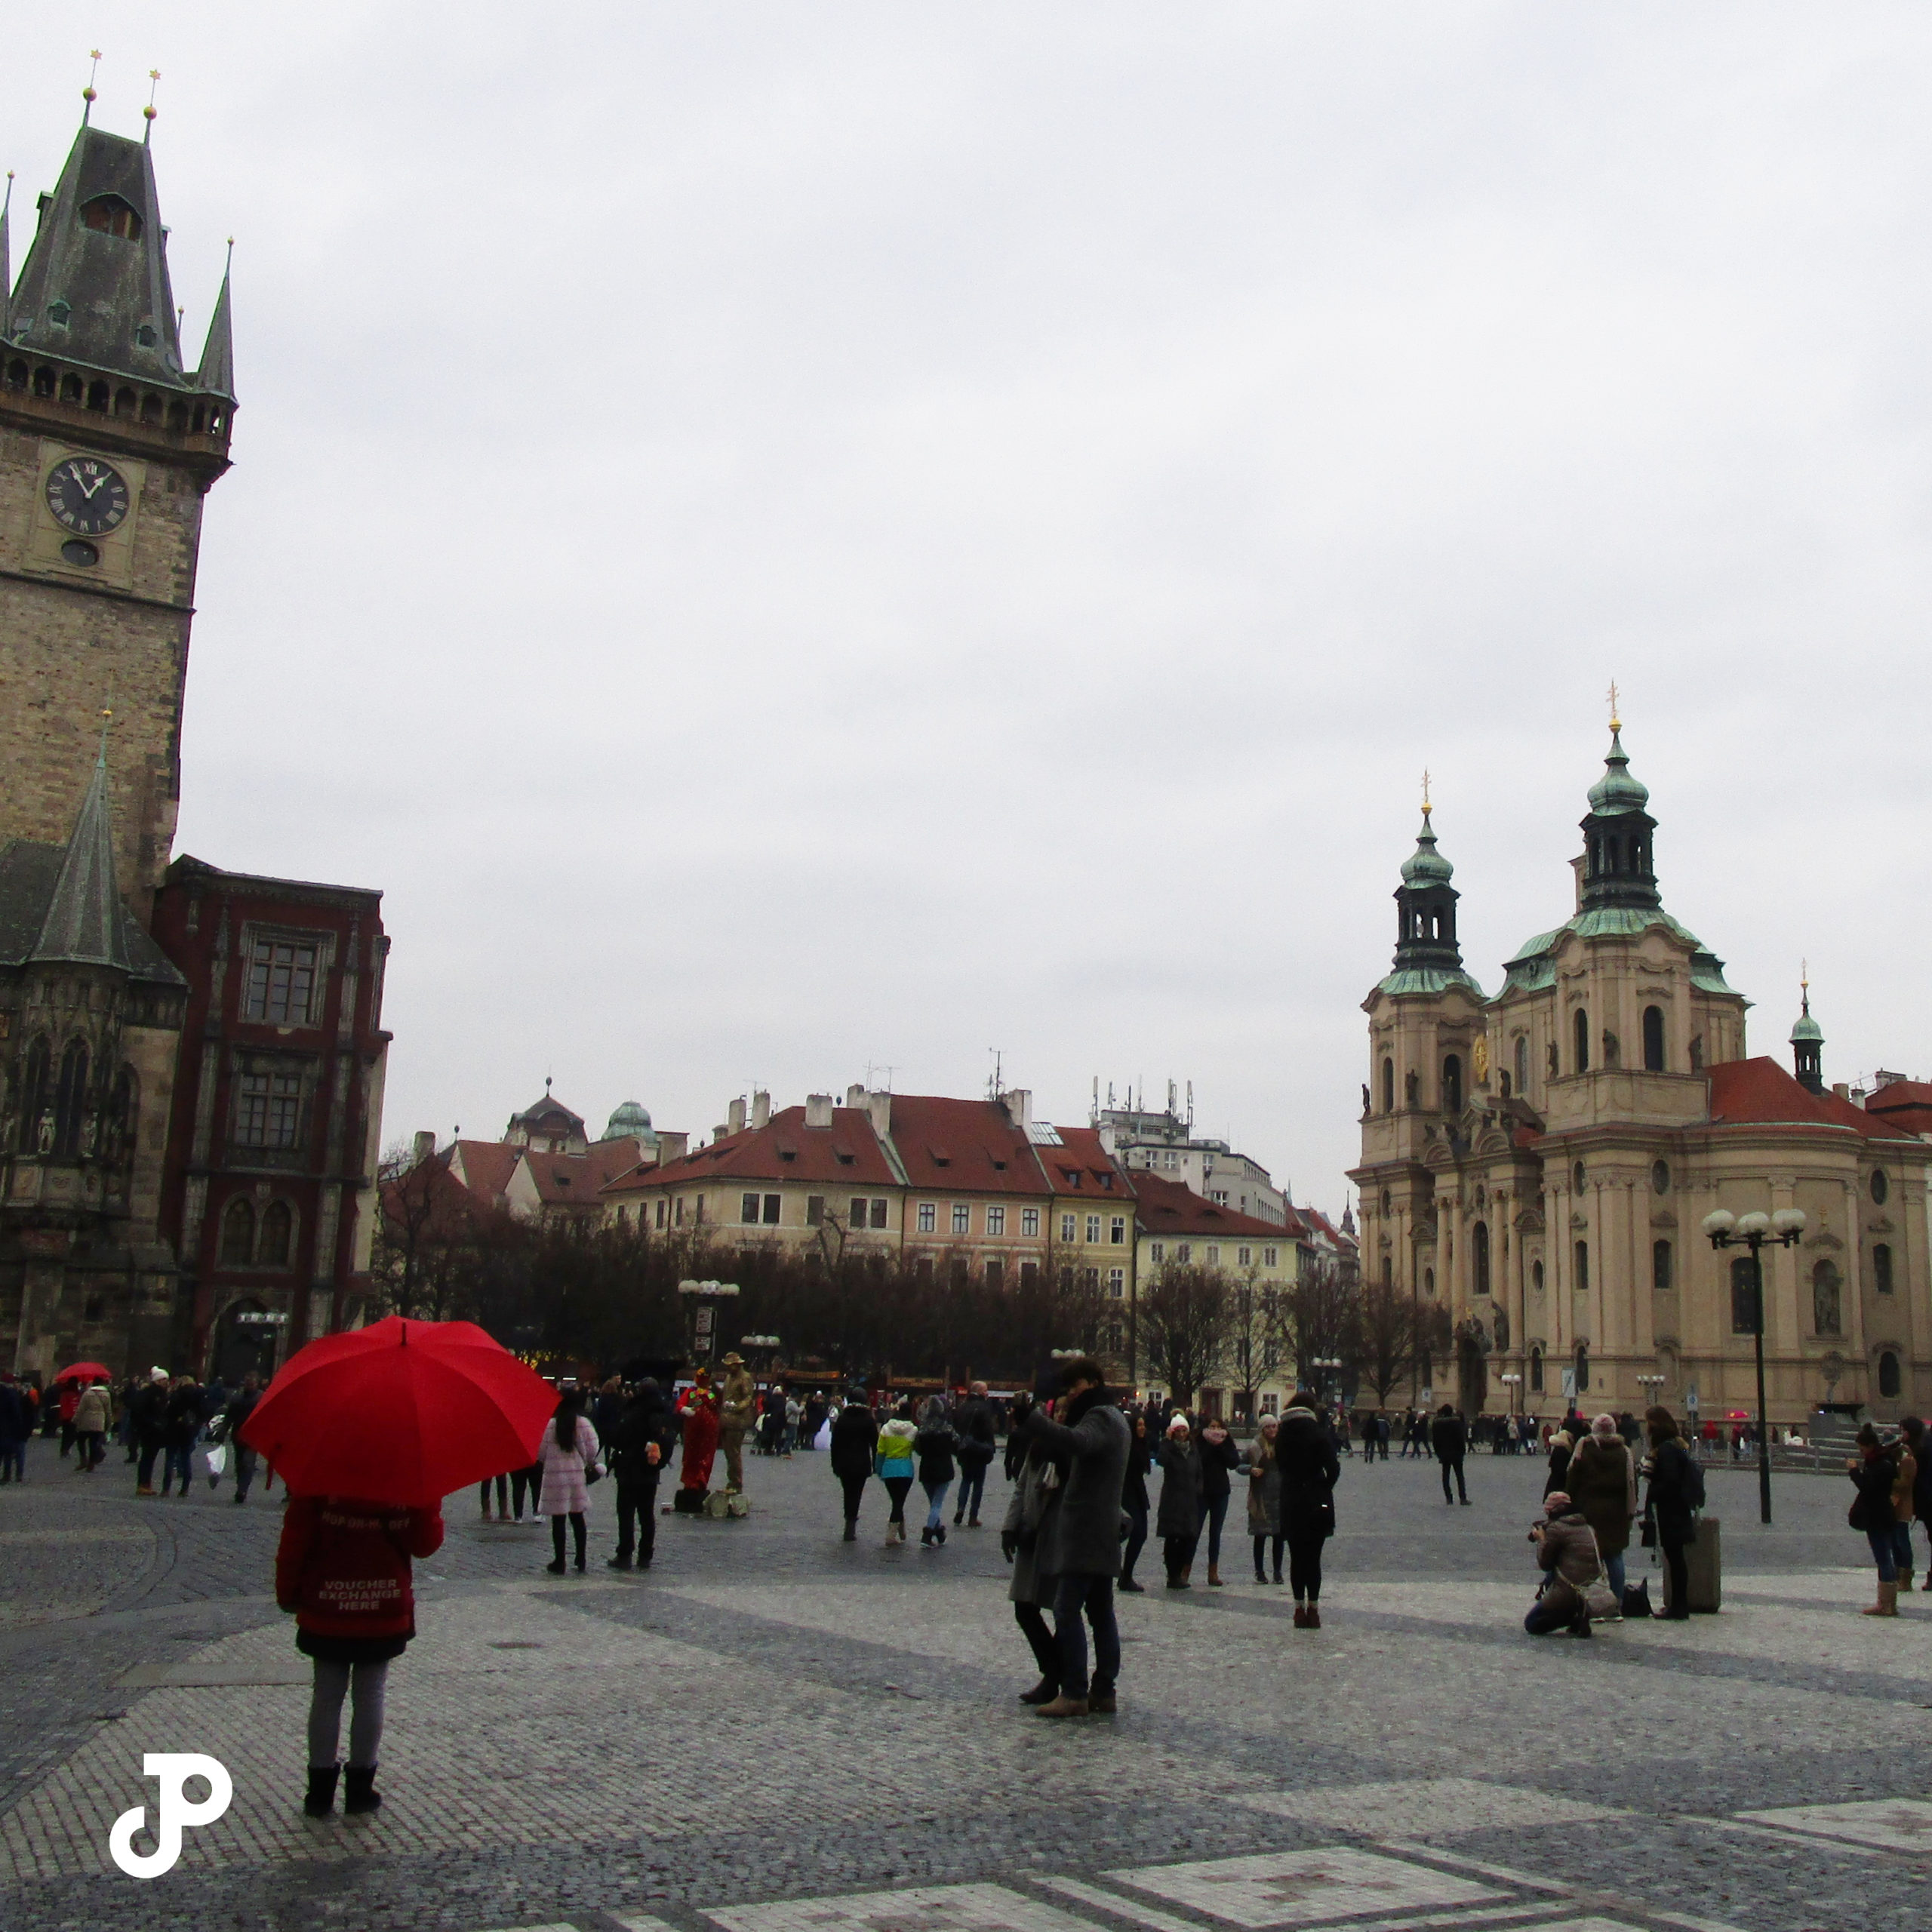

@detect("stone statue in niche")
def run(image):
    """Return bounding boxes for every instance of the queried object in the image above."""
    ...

[36,1109,54,1154]
[1494,1306,1510,1352]
[1547,1042,1559,1078]
[1405,1069,1420,1105]
[1361,1083,1371,1117]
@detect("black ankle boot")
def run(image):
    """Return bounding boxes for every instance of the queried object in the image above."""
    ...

[303,1765,340,1817]
[343,1764,381,1814]
[1018,1678,1059,1705]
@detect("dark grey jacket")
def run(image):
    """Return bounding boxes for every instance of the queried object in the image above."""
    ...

[1023,1391,1131,1577]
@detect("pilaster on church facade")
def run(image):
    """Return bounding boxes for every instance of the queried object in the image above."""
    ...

[1351,726,1932,1427]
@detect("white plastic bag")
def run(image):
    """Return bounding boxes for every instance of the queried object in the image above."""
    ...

[202,1442,229,1479]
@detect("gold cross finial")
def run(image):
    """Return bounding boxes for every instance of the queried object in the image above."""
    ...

[1801,958,1810,1014]
[1607,679,1621,734]
[1421,768,1432,817]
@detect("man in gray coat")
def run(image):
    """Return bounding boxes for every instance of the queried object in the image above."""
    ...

[1019,1357,1131,1718]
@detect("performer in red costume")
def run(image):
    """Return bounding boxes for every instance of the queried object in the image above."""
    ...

[675,1371,721,1513]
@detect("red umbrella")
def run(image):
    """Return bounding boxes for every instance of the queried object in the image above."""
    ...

[54,1361,112,1384]
[238,1315,559,1506]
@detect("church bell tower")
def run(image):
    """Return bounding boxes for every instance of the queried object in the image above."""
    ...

[0,107,235,918]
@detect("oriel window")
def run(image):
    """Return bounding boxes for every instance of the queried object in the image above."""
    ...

[245,937,321,1025]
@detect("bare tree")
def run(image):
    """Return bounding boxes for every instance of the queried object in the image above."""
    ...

[1358,1277,1450,1407]
[1137,1263,1232,1408]
[1227,1272,1272,1423]
[1276,1257,1362,1393]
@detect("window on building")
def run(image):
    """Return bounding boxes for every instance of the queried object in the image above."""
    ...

[1238,1245,1252,1267]
[952,1202,971,1235]
[1177,1244,1192,1264]
[244,936,321,1025]
[82,195,143,240]
[1022,1207,1040,1237]
[1150,1242,1164,1263]
[1472,1220,1491,1297]
[1080,1267,1100,1292]
[1875,1244,1894,1295]
[52,1038,89,1156]
[1381,1057,1395,1113]
[220,1197,254,1266]
[1872,1169,1890,1205]
[1019,1260,1038,1288]
[1573,1006,1590,1073]
[1652,1240,1672,1291]
[1110,1215,1126,1244]
[849,1196,868,1229]
[917,1201,936,1233]
[1442,1054,1462,1113]
[1812,1260,1841,1336]
[1532,1259,1544,1293]
[1643,1004,1666,1071]
[675,1197,685,1226]
[1060,1213,1076,1242]
[1573,1161,1586,1194]
[1109,1268,1124,1298]
[260,1199,293,1268]
[870,1198,888,1229]
[741,1192,761,1226]
[654,1199,666,1229]
[1529,1345,1543,1392]
[986,1258,1004,1288]
[1423,1266,1435,1296]
[1382,1254,1392,1287]
[763,1193,782,1225]
[1574,1241,1589,1294]
[1211,1189,1228,1205]
[1575,1343,1589,1392]
[987,1205,1007,1236]
[915,1256,934,1284]
[807,1195,825,1227]
[1205,1245,1220,1266]
[1690,1034,1704,1071]
[1880,1350,1903,1398]
[17,1037,50,1152]
[235,1069,303,1149]
[1514,1033,1530,1096]
[1263,1246,1278,1269]
[1085,1214,1102,1244]
[1651,1160,1670,1195]
[696,1193,706,1223]
[1730,1255,1759,1333]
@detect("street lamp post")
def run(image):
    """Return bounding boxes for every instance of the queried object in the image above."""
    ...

[1312,1356,1342,1411]
[1499,1371,1521,1431]
[1701,1208,1807,1525]
[1635,1372,1666,1411]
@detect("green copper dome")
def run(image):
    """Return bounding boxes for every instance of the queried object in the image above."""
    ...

[1400,808,1453,885]
[1586,728,1650,816]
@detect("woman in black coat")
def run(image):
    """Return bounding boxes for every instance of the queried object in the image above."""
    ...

[913,1398,958,1548]
[1275,1392,1341,1628]
[1155,1417,1204,1588]
[1118,1412,1152,1592]
[828,1392,880,1542]
[1196,1420,1241,1587]
[1641,1406,1696,1620]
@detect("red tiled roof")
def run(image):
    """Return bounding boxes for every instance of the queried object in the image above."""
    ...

[601,1107,898,1192]
[881,1094,1051,1196]
[1706,1057,1921,1140]
[518,1140,648,1207]
[1038,1124,1129,1199]
[446,1139,519,1206]
[380,1152,513,1243]
[1864,1080,1932,1137]
[1294,1204,1353,1248]
[1130,1171,1292,1240]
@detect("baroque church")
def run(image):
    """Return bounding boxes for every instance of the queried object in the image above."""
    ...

[1,107,391,1387]
[1351,722,1929,1428]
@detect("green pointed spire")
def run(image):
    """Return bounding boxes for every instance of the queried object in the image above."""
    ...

[1587,724,1651,816]
[30,742,137,971]
[195,240,235,398]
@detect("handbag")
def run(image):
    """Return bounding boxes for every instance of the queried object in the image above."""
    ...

[1581,1568,1621,1620]
[585,1459,604,1487]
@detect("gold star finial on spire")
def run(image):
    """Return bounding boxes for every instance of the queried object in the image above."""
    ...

[144,69,161,140]
[1607,679,1621,734]
[83,50,102,123]
[1421,768,1432,818]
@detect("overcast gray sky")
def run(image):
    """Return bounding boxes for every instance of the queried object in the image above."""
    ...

[14,7,1932,1214]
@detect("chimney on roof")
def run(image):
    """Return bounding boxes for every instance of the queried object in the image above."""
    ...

[1003,1088,1032,1130]
[411,1130,436,1166]
[1832,1082,1850,1101]
[657,1130,688,1161]
[712,1124,729,1144]
[728,1097,746,1134]
[867,1089,892,1139]
[846,1083,866,1109]
[805,1093,834,1129]
[752,1089,771,1130]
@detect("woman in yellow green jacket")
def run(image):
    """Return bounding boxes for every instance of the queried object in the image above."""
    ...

[875,1401,918,1546]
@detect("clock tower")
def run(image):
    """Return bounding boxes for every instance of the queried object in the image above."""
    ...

[1,112,235,920]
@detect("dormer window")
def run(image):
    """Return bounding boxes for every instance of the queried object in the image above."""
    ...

[135,324,158,348]
[82,195,143,241]
[48,301,71,329]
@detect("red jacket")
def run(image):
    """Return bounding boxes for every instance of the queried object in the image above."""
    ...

[275,1497,445,1641]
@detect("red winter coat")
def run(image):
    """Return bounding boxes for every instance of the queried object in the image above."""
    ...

[275,1496,445,1642]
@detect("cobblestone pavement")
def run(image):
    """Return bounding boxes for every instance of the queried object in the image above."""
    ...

[2,1435,1927,1932]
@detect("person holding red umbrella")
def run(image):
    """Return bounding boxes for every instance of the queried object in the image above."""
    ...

[240,1315,559,1817]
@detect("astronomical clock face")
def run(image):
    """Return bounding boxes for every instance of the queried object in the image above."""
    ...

[45,456,131,536]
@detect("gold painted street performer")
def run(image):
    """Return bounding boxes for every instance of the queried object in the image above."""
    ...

[718,1352,758,1494]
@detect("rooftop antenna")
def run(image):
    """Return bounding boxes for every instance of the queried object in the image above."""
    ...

[143,69,160,144]
[1186,1080,1194,1133]
[82,51,102,127]
[987,1048,1003,1101]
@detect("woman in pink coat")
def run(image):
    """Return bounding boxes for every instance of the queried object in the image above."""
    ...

[538,1383,601,1574]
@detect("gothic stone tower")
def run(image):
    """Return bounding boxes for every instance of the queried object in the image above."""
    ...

[1,116,235,921]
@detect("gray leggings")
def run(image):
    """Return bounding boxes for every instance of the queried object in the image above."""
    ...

[306,1658,389,1768]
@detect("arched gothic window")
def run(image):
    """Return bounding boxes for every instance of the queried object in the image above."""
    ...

[259,1200,294,1269]
[1880,1350,1903,1399]
[1529,1345,1544,1392]
[1642,1004,1666,1071]
[220,1198,256,1268]
[1381,1057,1395,1114]
[1442,1054,1462,1113]
[17,1037,50,1152]
[1573,1007,1590,1074]
[1472,1220,1491,1297]
[1514,1034,1529,1096]
[53,1038,89,1156]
